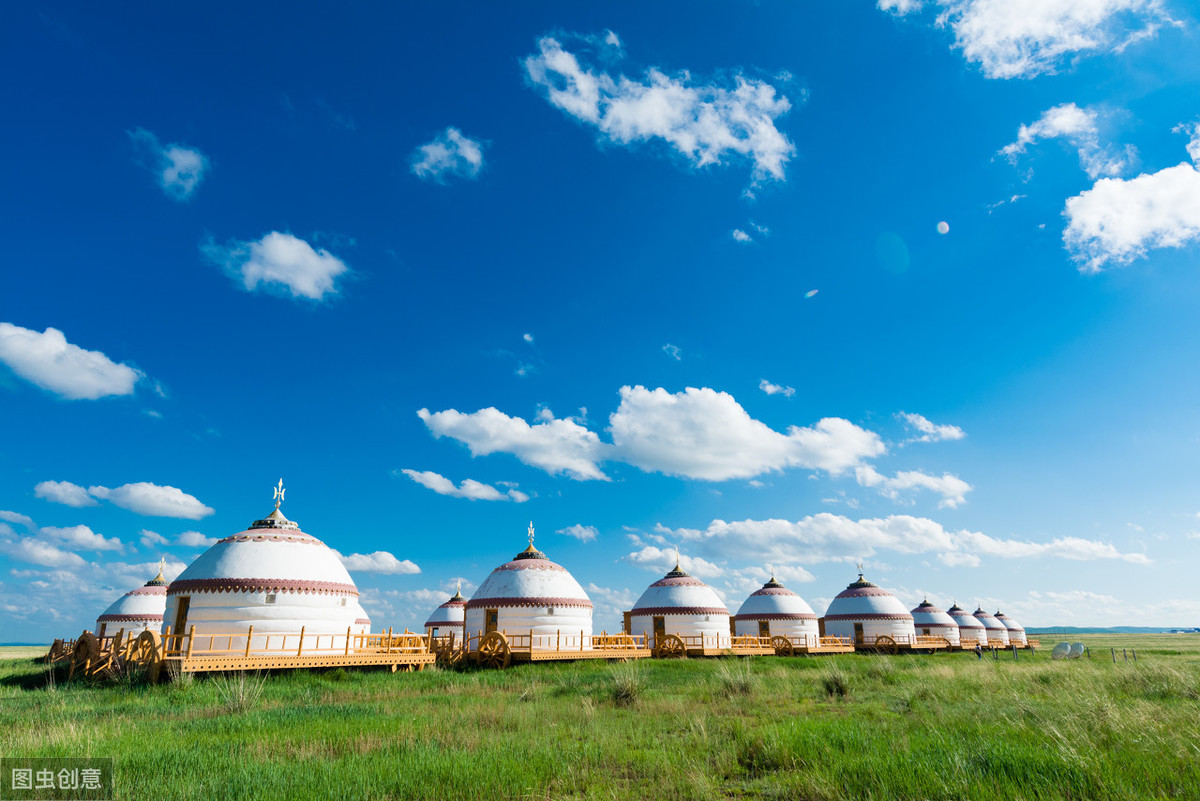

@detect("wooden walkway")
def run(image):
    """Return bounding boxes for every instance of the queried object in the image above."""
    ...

[456,630,653,668]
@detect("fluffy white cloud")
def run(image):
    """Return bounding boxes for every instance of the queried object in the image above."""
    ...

[87,482,214,519]
[855,465,973,508]
[399,469,528,502]
[653,513,1149,568]
[898,412,965,443]
[623,545,723,578]
[0,537,86,568]
[609,386,884,480]
[411,127,485,182]
[0,323,143,400]
[40,524,123,552]
[0,511,34,529]
[176,530,217,548]
[418,406,611,481]
[662,344,681,361]
[202,232,349,301]
[557,524,599,542]
[338,550,421,575]
[129,127,209,201]
[731,229,753,243]
[758,379,795,398]
[35,480,98,507]
[1000,103,1133,179]
[524,34,795,183]
[1064,132,1200,271]
[139,529,169,548]
[882,0,1175,79]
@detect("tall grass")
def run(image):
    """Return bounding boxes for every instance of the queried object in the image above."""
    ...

[210,670,266,714]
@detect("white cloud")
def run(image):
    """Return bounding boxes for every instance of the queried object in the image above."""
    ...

[418,406,611,481]
[654,513,1150,568]
[35,480,99,507]
[40,524,123,552]
[410,127,485,182]
[1064,133,1200,271]
[87,482,214,519]
[139,529,169,548]
[523,333,534,343]
[759,379,795,398]
[855,465,973,508]
[524,34,795,183]
[883,0,1176,79]
[202,231,349,301]
[0,537,86,568]
[623,545,723,578]
[399,469,528,502]
[557,524,598,542]
[176,530,217,548]
[731,229,753,243]
[898,411,965,443]
[339,550,421,575]
[0,511,34,529]
[662,343,681,360]
[609,386,884,480]
[1180,122,1200,164]
[0,323,143,400]
[129,127,209,201]
[1000,103,1133,179]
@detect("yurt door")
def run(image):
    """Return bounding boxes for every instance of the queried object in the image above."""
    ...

[485,609,498,634]
[173,596,190,636]
[652,616,665,646]
[853,622,864,644]
[758,621,770,637]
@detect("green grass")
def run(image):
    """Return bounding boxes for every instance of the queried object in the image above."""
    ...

[2,634,1199,800]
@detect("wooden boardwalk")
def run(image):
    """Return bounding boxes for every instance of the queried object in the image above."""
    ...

[456,630,653,668]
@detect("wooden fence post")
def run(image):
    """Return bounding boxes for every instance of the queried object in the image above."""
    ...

[245,625,254,657]
[297,626,306,656]
[186,625,196,658]
[345,626,352,656]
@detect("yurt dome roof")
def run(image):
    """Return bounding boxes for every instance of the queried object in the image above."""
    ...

[994,611,1025,631]
[947,603,985,628]
[733,574,817,620]
[824,571,913,621]
[631,560,728,617]
[910,598,957,626]
[96,563,169,628]
[167,488,358,600]
[464,525,592,611]
[425,584,467,627]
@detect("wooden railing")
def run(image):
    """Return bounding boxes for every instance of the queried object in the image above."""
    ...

[460,629,647,654]
[159,625,430,659]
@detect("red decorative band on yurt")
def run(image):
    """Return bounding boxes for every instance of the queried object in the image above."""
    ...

[732,612,817,621]
[648,576,707,588]
[494,560,567,573]
[97,613,164,623]
[464,596,594,609]
[823,613,914,621]
[750,587,797,597]
[354,618,371,625]
[629,606,728,616]
[216,533,323,545]
[126,586,167,596]
[834,586,895,598]
[167,578,359,596]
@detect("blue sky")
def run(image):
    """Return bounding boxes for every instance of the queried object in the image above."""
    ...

[3,2,1200,641]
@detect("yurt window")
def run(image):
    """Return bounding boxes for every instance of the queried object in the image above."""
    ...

[431,627,439,637]
[340,598,347,607]
[265,594,277,605]
[922,627,931,636]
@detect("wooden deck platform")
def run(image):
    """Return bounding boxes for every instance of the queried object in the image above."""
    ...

[770,635,856,656]
[458,631,653,667]
[160,626,434,673]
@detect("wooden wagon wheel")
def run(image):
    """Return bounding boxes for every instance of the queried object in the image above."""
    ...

[68,631,100,681]
[771,636,794,657]
[874,635,898,655]
[477,631,511,669]
[130,630,163,684]
[653,633,687,659]
[46,639,63,665]
[940,637,953,652]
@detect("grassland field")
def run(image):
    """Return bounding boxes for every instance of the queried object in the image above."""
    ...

[2,633,1198,800]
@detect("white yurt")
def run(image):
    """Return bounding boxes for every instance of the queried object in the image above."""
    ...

[95,563,168,637]
[909,598,961,647]
[732,574,819,647]
[628,558,731,650]
[822,570,916,646]
[995,611,1027,646]
[462,524,593,650]
[424,585,466,638]
[350,601,372,635]
[973,607,1010,646]
[947,603,987,646]
[162,482,366,653]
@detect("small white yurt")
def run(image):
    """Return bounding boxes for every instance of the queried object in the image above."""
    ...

[732,574,819,647]
[350,601,371,635]
[822,570,916,646]
[974,607,1010,646]
[995,611,1027,646]
[629,558,731,650]
[463,524,593,650]
[947,603,987,646]
[909,598,961,647]
[162,482,366,653]
[95,563,168,637]
[424,585,466,638]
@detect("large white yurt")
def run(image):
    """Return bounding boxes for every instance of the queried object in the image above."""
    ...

[973,607,1010,646]
[822,570,916,646]
[628,558,731,650]
[995,611,1027,646]
[462,524,593,650]
[95,563,168,637]
[947,603,987,646]
[732,574,819,647]
[424,585,466,638]
[162,482,366,653]
[909,598,961,647]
